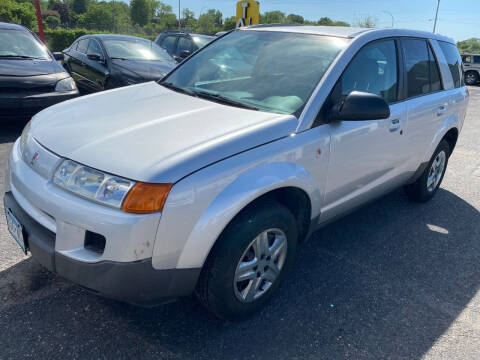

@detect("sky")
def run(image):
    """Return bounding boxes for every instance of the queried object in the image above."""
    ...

[148,0,479,41]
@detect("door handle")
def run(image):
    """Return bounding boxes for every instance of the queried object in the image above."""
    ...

[437,105,447,116]
[389,118,401,131]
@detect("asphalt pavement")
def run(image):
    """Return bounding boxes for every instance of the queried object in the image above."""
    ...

[1,88,480,359]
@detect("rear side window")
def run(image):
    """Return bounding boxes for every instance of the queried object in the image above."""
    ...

[404,39,442,97]
[161,36,176,54]
[177,37,193,53]
[438,41,464,88]
[340,39,398,103]
[76,39,89,54]
[474,55,480,63]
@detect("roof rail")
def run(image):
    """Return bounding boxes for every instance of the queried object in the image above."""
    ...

[246,24,303,29]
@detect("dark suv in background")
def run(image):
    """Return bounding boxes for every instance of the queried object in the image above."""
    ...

[155,32,215,62]
[0,22,78,121]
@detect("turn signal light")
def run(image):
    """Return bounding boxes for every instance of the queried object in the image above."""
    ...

[122,183,173,214]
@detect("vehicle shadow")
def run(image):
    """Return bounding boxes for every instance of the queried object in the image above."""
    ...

[1,188,479,359]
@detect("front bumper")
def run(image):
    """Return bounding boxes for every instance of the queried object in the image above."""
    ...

[5,139,201,305]
[0,90,78,121]
[4,191,200,305]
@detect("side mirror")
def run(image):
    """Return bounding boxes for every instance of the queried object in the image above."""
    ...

[179,50,191,59]
[53,52,64,61]
[329,91,390,121]
[87,53,103,62]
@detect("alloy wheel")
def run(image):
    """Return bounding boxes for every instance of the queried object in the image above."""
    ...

[233,228,288,303]
[427,150,446,192]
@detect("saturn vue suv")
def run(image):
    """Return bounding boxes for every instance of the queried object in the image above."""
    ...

[4,25,468,320]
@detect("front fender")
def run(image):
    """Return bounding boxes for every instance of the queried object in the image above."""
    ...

[151,127,330,271]
[175,162,321,269]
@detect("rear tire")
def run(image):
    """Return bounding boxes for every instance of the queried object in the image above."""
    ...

[465,71,479,86]
[404,139,450,203]
[196,200,298,321]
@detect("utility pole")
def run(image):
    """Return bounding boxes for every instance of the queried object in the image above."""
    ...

[178,0,181,31]
[382,11,394,28]
[112,0,115,33]
[433,0,440,33]
[34,0,44,42]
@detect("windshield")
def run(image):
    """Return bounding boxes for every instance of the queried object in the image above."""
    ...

[192,35,215,48]
[164,30,348,115]
[103,39,174,61]
[0,30,50,59]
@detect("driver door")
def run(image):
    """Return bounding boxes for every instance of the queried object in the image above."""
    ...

[321,39,409,222]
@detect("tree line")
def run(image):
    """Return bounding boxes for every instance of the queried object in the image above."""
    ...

[1,0,352,36]
[1,0,476,53]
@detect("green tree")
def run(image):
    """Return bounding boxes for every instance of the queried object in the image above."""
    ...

[457,38,480,54]
[260,11,286,24]
[333,20,350,27]
[45,15,60,28]
[356,16,376,28]
[197,9,222,34]
[72,0,87,14]
[131,0,150,26]
[78,2,113,31]
[182,8,196,30]
[0,0,36,29]
[286,14,304,24]
[317,17,334,26]
[224,16,236,31]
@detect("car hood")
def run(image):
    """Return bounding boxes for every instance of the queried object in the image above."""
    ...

[31,82,298,183]
[111,59,176,81]
[0,59,61,76]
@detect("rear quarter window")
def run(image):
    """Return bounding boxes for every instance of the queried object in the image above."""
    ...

[438,41,464,88]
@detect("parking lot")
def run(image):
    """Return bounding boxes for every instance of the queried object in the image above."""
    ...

[0,86,479,359]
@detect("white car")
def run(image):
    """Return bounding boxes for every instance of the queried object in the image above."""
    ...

[4,25,468,320]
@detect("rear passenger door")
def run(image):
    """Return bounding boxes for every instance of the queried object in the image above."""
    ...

[69,38,91,91]
[322,39,409,221]
[401,38,450,169]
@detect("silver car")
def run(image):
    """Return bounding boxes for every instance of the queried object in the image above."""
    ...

[4,25,468,320]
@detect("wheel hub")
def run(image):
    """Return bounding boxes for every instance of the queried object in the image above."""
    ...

[233,228,288,303]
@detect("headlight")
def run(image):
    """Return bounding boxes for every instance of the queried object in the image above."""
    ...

[53,160,135,208]
[52,159,173,213]
[20,120,32,156]
[55,77,77,92]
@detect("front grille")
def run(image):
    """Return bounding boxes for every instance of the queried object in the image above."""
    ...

[1,86,54,94]
[0,107,44,121]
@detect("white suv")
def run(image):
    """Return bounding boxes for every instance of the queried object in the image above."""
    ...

[4,26,468,320]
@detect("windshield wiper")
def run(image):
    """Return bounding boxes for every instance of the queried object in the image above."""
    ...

[160,82,197,97]
[0,55,44,59]
[191,91,259,111]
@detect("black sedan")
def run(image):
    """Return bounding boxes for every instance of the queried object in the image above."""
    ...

[0,22,78,121]
[62,34,177,94]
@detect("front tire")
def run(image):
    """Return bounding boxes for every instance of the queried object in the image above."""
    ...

[196,200,298,321]
[404,139,450,202]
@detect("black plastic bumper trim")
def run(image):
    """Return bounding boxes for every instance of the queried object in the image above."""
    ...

[3,192,201,305]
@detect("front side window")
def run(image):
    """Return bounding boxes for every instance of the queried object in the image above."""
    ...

[462,55,471,63]
[192,35,215,49]
[404,39,442,97]
[87,39,103,57]
[163,30,347,115]
[0,30,50,59]
[76,39,89,54]
[340,39,398,103]
[103,39,173,61]
[438,41,464,88]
